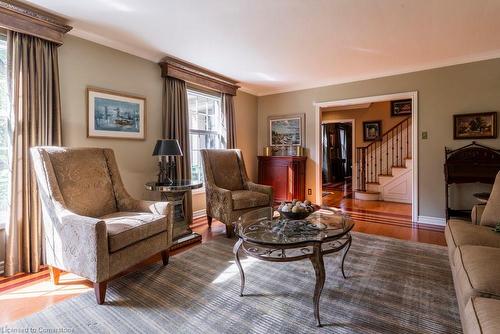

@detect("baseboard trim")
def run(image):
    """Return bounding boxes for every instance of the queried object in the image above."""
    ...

[417,215,446,226]
[193,209,207,219]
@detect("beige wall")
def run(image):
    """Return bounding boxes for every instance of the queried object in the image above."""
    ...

[59,35,258,215]
[59,35,163,201]
[322,101,409,147]
[258,58,500,219]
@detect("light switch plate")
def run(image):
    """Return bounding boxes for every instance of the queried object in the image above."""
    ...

[422,131,428,139]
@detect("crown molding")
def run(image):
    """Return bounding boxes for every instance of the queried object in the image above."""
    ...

[0,0,72,44]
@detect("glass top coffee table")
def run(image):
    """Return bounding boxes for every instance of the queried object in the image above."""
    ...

[233,207,354,327]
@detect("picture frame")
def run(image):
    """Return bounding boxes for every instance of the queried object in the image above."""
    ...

[363,120,382,141]
[268,114,305,147]
[453,112,497,140]
[391,99,412,116]
[87,87,146,140]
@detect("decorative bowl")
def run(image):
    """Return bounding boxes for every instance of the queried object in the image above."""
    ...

[277,202,317,220]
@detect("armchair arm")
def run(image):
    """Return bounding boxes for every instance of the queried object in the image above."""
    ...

[471,204,486,225]
[206,185,233,219]
[246,182,274,205]
[54,210,109,282]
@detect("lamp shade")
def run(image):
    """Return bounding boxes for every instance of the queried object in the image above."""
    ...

[152,139,183,156]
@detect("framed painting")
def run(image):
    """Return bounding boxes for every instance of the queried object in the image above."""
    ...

[363,120,382,141]
[268,114,305,147]
[391,99,412,116]
[453,112,497,139]
[87,87,146,140]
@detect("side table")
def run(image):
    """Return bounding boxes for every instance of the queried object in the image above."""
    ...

[145,180,203,249]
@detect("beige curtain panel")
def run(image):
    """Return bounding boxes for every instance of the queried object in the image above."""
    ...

[222,94,236,149]
[5,31,62,276]
[162,77,193,224]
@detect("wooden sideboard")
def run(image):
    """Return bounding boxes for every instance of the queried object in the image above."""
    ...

[257,156,307,202]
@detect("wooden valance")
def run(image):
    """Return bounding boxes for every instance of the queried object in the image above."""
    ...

[0,1,72,44]
[160,56,240,96]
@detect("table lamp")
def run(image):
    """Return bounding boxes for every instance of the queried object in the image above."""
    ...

[152,139,183,185]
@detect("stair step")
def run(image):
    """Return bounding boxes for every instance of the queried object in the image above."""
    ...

[366,182,380,185]
[392,165,407,168]
[354,190,381,201]
[378,174,392,177]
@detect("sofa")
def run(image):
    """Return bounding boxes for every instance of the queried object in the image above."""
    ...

[445,172,500,334]
[31,147,174,304]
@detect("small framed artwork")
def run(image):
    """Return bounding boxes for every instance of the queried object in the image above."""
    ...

[391,99,412,116]
[363,120,382,141]
[87,87,146,140]
[268,114,305,147]
[453,112,497,140]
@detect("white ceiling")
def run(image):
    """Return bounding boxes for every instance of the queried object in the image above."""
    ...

[23,0,500,96]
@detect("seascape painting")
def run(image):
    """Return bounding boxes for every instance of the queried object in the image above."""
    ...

[454,112,497,139]
[94,97,140,132]
[269,114,305,146]
[88,88,146,140]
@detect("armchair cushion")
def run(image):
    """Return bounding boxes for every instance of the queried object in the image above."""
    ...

[101,212,167,253]
[232,190,269,210]
[49,148,117,217]
[208,150,244,190]
[481,171,500,227]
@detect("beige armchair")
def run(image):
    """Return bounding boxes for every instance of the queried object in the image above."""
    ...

[201,149,273,237]
[31,147,173,304]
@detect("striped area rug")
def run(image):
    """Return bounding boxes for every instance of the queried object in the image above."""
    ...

[9,232,461,334]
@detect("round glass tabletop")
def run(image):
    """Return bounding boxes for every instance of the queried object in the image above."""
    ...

[145,180,203,192]
[235,207,354,246]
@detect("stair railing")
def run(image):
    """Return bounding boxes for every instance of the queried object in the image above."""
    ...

[356,117,411,192]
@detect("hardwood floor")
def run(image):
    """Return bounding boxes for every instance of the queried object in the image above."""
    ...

[0,193,446,324]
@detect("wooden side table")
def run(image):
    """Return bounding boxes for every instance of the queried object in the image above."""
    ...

[145,180,203,249]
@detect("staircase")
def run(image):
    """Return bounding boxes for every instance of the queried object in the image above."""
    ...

[354,117,412,203]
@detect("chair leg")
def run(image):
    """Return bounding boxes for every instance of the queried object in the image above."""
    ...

[226,224,234,238]
[207,215,213,229]
[48,266,61,285]
[161,249,169,266]
[94,281,107,305]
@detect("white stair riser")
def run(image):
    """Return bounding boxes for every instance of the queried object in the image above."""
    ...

[354,191,380,201]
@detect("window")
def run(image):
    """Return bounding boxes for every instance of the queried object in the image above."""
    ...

[188,89,226,185]
[0,36,8,227]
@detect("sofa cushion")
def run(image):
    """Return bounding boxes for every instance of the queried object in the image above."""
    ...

[102,212,167,253]
[481,171,500,227]
[453,245,500,309]
[208,150,244,191]
[464,297,500,334]
[49,148,117,217]
[232,190,269,210]
[445,219,500,262]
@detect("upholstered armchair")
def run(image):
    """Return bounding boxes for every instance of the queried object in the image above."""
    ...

[201,149,273,237]
[31,147,173,304]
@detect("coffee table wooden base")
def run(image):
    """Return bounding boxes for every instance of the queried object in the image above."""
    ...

[233,234,352,327]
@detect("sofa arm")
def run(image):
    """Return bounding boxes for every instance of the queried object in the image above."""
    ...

[56,210,109,282]
[247,182,274,205]
[471,204,486,225]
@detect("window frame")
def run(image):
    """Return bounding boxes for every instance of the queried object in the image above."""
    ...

[187,87,226,192]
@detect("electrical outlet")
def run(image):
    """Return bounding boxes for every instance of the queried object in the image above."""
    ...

[308,189,312,195]
[422,131,428,139]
